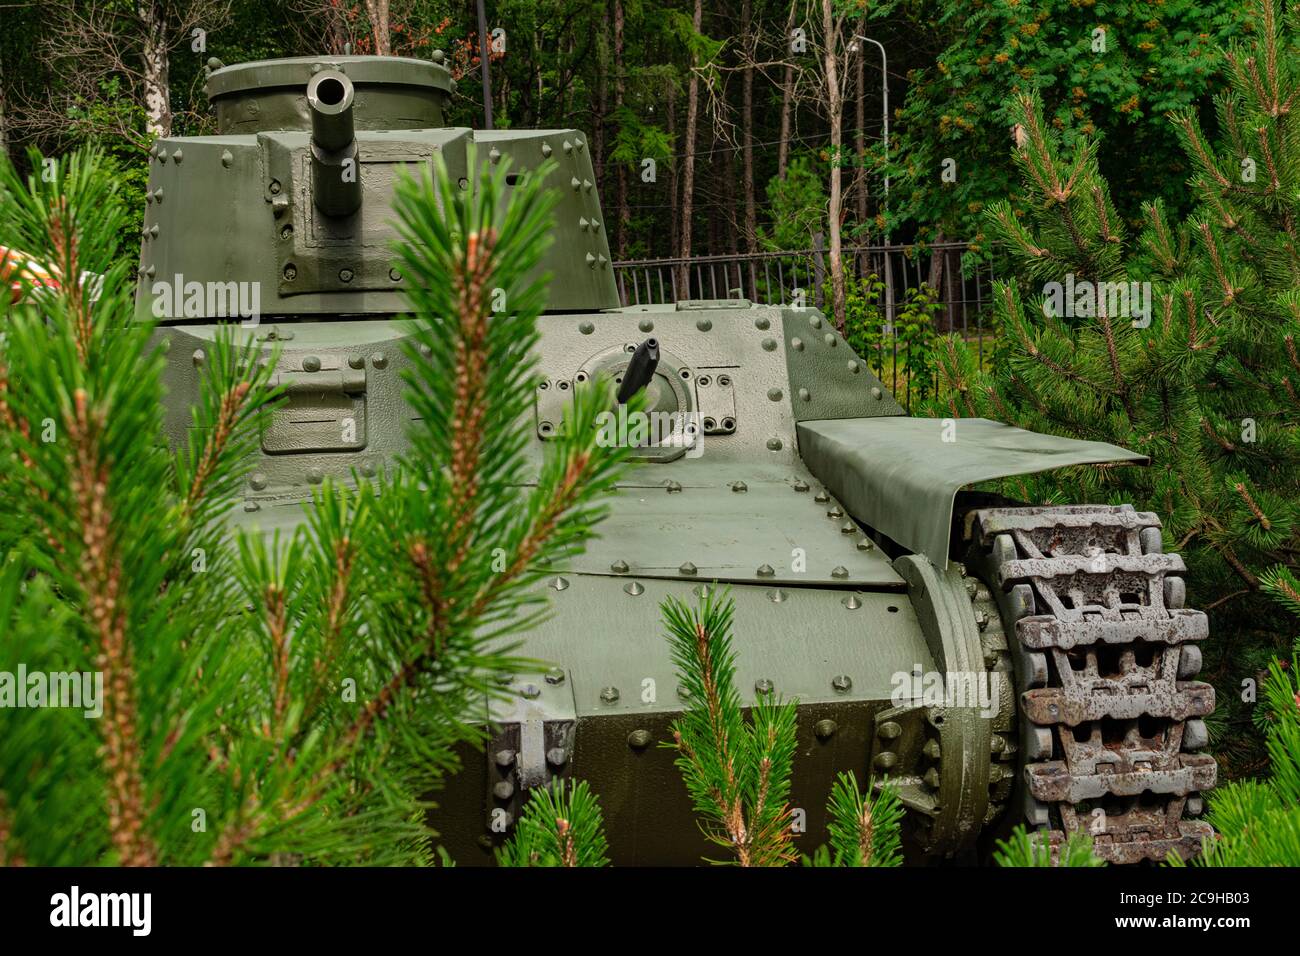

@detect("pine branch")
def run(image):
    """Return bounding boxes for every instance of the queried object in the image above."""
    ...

[665,589,802,866]
[497,780,610,867]
[822,772,903,867]
[994,825,1104,867]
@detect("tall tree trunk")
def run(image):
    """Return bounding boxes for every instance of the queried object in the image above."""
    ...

[0,56,8,159]
[614,0,628,259]
[364,0,391,55]
[821,0,846,331]
[742,0,757,252]
[709,140,721,258]
[667,80,678,263]
[678,0,703,294]
[139,0,171,138]
[724,142,739,258]
[777,0,798,179]
[594,3,609,199]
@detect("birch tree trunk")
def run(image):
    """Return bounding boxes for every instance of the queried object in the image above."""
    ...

[364,0,391,56]
[821,0,846,331]
[678,0,703,294]
[140,0,171,139]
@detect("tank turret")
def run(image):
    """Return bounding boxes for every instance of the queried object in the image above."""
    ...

[137,54,618,319]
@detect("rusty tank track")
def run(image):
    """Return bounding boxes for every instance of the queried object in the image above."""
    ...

[966,505,1217,864]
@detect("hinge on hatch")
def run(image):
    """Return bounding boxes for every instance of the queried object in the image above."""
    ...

[483,673,576,849]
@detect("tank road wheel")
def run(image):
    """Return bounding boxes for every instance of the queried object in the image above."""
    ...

[964,505,1216,864]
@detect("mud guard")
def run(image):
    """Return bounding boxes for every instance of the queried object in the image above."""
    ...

[796,417,1147,568]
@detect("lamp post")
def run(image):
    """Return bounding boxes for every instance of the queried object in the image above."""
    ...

[850,34,891,334]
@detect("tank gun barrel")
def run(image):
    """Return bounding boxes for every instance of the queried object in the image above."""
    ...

[617,338,660,404]
[306,70,362,217]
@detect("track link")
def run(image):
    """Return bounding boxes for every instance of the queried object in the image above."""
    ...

[969,505,1216,864]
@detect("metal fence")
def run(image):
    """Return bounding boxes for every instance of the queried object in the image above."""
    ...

[611,240,998,410]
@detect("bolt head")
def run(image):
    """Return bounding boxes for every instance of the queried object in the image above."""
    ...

[754,678,774,696]
[544,667,566,685]
[599,686,620,704]
[832,674,853,692]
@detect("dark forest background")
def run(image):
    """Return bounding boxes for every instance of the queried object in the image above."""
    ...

[0,0,1244,266]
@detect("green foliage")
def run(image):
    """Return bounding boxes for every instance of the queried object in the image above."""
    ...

[761,155,827,251]
[870,0,1242,245]
[497,780,610,867]
[994,824,1106,867]
[805,772,904,868]
[0,145,631,866]
[926,2,1300,773]
[1175,649,1300,866]
[0,149,280,865]
[845,274,943,402]
[663,589,902,867]
[663,588,799,867]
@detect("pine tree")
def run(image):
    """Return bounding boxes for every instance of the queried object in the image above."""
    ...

[1174,645,1300,866]
[927,0,1300,774]
[0,146,631,865]
[993,825,1105,868]
[662,589,902,867]
[497,780,611,867]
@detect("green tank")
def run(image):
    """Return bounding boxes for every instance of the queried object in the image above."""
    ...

[138,54,1215,865]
